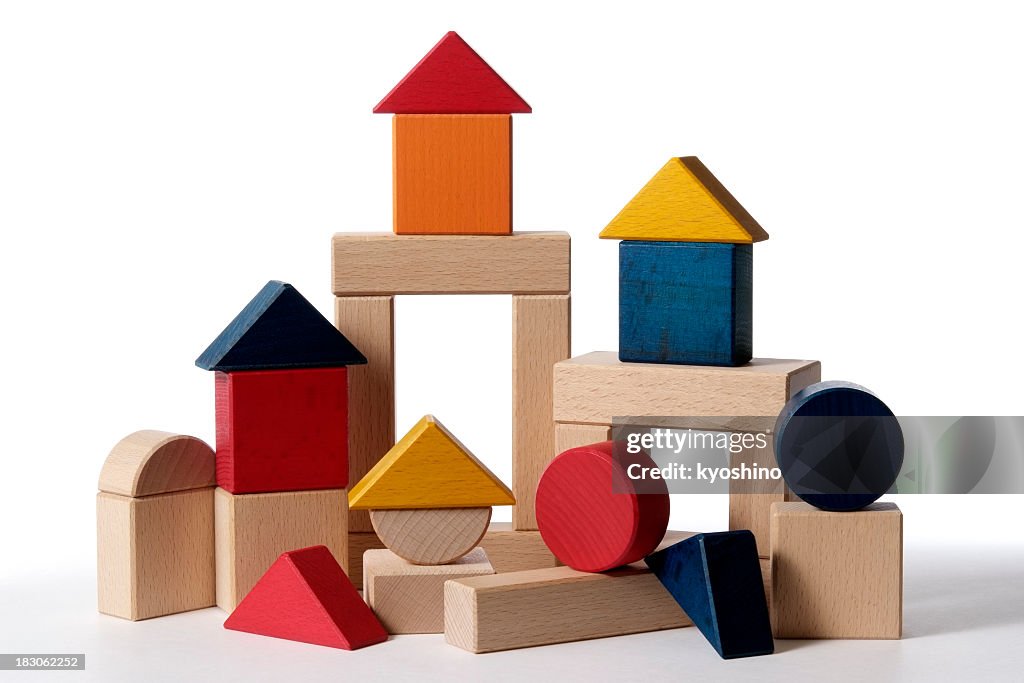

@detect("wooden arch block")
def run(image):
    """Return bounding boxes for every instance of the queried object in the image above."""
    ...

[99,430,215,497]
[225,545,387,650]
[535,441,669,572]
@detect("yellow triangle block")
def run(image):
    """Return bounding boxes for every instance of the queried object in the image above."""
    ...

[348,415,516,510]
[599,157,769,243]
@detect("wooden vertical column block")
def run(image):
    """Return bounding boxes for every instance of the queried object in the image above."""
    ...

[728,438,787,558]
[215,488,348,612]
[512,294,570,530]
[363,548,494,634]
[770,502,902,639]
[335,296,395,533]
[97,431,216,620]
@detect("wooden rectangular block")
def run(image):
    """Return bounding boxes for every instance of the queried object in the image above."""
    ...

[363,548,494,634]
[215,488,348,612]
[555,423,612,455]
[335,296,395,533]
[729,439,787,558]
[393,114,512,235]
[553,352,820,424]
[331,231,570,295]
[512,294,571,530]
[97,489,215,621]
[214,367,348,494]
[444,560,691,653]
[620,241,752,366]
[770,502,902,639]
[347,532,387,587]
[480,523,561,573]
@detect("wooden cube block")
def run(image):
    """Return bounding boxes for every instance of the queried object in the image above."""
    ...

[215,488,348,611]
[97,489,215,620]
[392,114,511,234]
[770,501,902,639]
[363,548,494,634]
[619,241,751,366]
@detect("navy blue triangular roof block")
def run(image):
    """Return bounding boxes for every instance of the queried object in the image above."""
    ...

[645,530,773,659]
[196,281,367,371]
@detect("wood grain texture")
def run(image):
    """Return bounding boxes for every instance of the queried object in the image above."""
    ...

[370,507,491,565]
[599,157,768,243]
[97,489,215,620]
[619,241,752,366]
[479,523,561,573]
[224,545,387,650]
[770,501,902,639]
[348,415,514,510]
[393,114,511,234]
[363,548,494,634]
[196,280,366,371]
[444,556,693,652]
[645,531,773,659]
[214,368,348,494]
[335,296,394,533]
[512,294,571,530]
[374,31,531,114]
[214,488,348,612]
[98,431,214,497]
[331,231,570,295]
[728,438,787,558]
[536,442,669,572]
[347,532,387,587]
[554,423,612,455]
[553,352,821,424]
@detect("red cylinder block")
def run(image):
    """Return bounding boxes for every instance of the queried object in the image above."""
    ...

[536,441,670,572]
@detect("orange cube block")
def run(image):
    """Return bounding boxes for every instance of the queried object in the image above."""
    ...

[392,114,512,235]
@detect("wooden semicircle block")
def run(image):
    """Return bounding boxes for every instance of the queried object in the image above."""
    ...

[370,507,492,565]
[348,415,515,510]
[98,430,215,497]
[599,157,769,244]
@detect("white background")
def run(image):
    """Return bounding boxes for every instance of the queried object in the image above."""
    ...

[1,1,1022,680]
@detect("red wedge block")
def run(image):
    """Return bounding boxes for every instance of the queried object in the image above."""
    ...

[224,545,387,650]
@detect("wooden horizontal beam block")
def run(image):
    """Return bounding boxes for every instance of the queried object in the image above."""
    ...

[332,232,570,295]
[479,523,561,573]
[553,352,821,425]
[554,423,611,455]
[335,296,395,533]
[97,489,215,620]
[215,488,348,612]
[364,548,493,634]
[512,293,571,530]
[770,501,902,639]
[444,554,693,653]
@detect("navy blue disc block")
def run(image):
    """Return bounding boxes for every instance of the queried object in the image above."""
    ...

[618,241,752,367]
[774,380,904,511]
[645,530,773,659]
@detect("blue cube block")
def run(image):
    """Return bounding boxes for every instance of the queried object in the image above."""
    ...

[619,241,752,366]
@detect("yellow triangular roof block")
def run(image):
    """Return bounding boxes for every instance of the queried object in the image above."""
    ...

[348,415,515,510]
[599,157,769,243]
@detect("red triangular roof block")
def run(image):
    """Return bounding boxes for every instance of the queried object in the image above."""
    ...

[224,545,388,650]
[374,31,531,114]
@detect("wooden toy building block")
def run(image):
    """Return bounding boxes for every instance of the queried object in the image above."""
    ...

[347,532,388,586]
[444,531,696,653]
[729,438,787,558]
[479,523,561,573]
[512,293,571,529]
[392,114,512,234]
[332,230,570,530]
[536,442,669,572]
[554,423,611,455]
[334,295,395,533]
[619,240,752,366]
[599,157,769,244]
[331,232,570,295]
[374,31,531,114]
[770,501,903,639]
[554,352,820,556]
[349,415,514,510]
[97,431,216,621]
[370,507,491,565]
[645,531,774,659]
[215,488,348,611]
[196,281,366,494]
[225,545,387,650]
[363,548,494,634]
